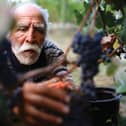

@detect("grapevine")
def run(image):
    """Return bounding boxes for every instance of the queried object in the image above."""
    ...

[0,0,126,126]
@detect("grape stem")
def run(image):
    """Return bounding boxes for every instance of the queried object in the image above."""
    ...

[78,0,95,32]
[95,0,107,35]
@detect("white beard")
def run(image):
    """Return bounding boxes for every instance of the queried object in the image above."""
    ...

[12,42,42,65]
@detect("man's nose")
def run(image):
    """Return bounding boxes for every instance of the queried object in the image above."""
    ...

[26,27,35,43]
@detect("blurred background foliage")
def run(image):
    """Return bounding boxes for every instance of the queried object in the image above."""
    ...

[36,0,126,43]
[9,0,126,44]
[36,0,83,23]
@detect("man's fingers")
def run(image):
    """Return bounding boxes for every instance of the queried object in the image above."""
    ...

[41,87,70,103]
[24,93,69,114]
[25,105,63,125]
[30,84,70,103]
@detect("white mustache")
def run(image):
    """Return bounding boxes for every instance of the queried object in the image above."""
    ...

[15,43,41,54]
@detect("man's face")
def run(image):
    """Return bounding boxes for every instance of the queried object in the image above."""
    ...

[8,5,46,65]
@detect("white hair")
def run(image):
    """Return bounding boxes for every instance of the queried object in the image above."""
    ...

[11,2,49,29]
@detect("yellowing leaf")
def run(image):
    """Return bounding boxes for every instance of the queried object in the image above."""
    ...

[113,39,120,49]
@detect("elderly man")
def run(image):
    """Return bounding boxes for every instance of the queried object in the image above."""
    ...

[0,2,73,126]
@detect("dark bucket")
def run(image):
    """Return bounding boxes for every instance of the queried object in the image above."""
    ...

[90,87,121,126]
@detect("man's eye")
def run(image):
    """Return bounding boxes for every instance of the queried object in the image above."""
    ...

[17,26,28,32]
[35,27,45,34]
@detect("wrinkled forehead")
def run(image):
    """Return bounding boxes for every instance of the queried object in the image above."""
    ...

[13,5,44,23]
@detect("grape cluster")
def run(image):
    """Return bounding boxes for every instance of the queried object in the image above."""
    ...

[72,31,104,98]
[61,32,104,126]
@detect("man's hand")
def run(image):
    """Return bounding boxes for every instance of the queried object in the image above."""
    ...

[101,34,117,51]
[13,81,70,126]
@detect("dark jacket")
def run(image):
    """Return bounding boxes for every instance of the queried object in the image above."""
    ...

[0,38,70,123]
[0,38,67,88]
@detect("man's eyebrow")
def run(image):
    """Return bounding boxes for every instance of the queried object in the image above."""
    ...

[15,23,45,30]
[16,22,29,27]
[34,23,45,28]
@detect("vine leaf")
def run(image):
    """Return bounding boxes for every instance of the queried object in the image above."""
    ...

[106,62,118,76]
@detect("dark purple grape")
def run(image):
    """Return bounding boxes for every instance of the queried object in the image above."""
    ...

[93,31,104,44]
[123,54,126,59]
[72,32,82,53]
[101,54,111,62]
[105,48,113,54]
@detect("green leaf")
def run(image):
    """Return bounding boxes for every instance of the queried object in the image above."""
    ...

[116,84,126,94]
[119,17,126,43]
[114,66,126,94]
[106,62,118,76]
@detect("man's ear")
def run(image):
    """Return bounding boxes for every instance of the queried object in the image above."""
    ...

[6,32,12,41]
